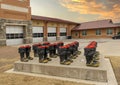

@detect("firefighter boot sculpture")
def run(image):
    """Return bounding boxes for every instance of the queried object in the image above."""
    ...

[71,43,78,59]
[65,45,73,63]
[84,45,99,67]
[45,45,52,61]
[25,45,33,60]
[53,43,58,58]
[18,46,28,62]
[38,46,46,63]
[58,46,71,65]
[74,41,81,55]
[32,44,39,57]
[49,44,55,58]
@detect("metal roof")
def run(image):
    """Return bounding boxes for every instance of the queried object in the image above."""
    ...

[31,15,79,24]
[72,19,119,30]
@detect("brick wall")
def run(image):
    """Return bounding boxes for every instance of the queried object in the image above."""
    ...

[72,28,120,39]
[0,0,31,20]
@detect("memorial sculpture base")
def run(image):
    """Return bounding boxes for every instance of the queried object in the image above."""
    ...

[14,53,109,83]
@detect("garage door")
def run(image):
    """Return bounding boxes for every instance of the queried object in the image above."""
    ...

[60,28,67,40]
[48,27,56,41]
[6,26,24,46]
[32,27,43,43]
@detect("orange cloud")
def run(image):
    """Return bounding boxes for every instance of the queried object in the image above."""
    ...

[59,0,120,22]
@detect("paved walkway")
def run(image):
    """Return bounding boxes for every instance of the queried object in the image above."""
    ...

[66,39,120,57]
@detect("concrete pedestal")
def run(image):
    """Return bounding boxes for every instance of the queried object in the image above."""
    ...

[14,53,108,83]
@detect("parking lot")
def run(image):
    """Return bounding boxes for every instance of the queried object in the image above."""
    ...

[0,39,120,85]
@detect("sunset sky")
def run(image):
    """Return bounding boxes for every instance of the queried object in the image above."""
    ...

[30,0,120,23]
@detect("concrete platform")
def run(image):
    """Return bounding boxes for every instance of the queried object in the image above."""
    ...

[13,51,117,85]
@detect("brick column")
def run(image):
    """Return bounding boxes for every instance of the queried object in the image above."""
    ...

[66,24,71,39]
[43,21,48,41]
[56,24,60,40]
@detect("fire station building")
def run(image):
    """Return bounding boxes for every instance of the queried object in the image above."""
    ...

[72,19,120,39]
[31,15,77,43]
[0,0,32,46]
[0,0,78,46]
[0,0,120,46]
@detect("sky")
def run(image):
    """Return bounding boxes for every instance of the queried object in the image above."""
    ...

[30,0,120,23]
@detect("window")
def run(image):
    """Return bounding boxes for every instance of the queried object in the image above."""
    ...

[107,29,113,35]
[48,33,56,37]
[82,30,87,36]
[6,33,23,39]
[33,33,43,37]
[75,32,78,36]
[96,29,101,35]
[60,32,66,36]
